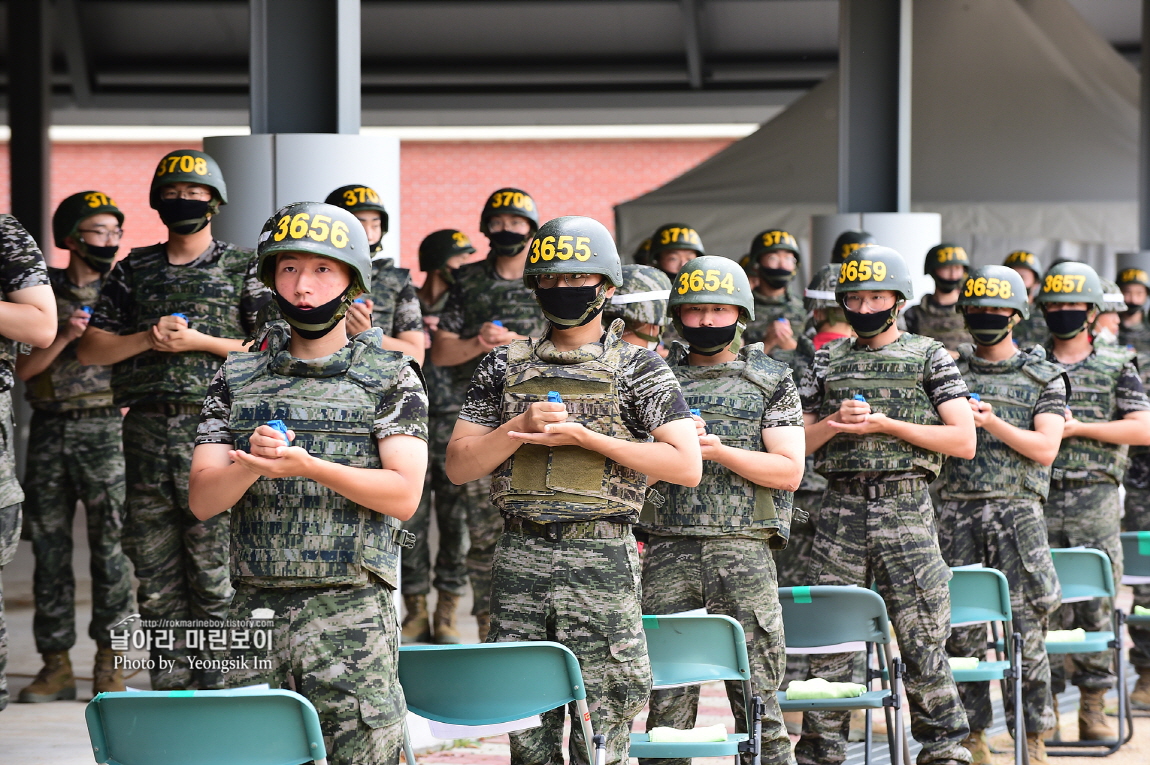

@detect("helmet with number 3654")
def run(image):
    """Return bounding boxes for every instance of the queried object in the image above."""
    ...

[522,216,622,288]
[1034,261,1104,309]
[956,265,1030,319]
[256,201,371,296]
[835,245,914,302]
[668,256,755,320]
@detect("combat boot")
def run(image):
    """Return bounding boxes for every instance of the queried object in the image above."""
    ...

[1077,687,1116,741]
[401,594,431,644]
[18,651,77,702]
[93,647,126,694]
[476,611,491,643]
[1026,731,1049,764]
[959,730,998,765]
[1130,667,1150,710]
[432,590,463,645]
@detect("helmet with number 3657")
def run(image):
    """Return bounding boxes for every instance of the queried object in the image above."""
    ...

[956,265,1030,319]
[835,245,914,302]
[256,201,371,296]
[1034,261,1104,309]
[522,216,623,288]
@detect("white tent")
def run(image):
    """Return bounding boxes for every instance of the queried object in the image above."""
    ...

[615,0,1139,275]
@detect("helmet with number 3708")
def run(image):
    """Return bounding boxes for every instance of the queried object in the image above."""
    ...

[956,265,1030,319]
[522,216,622,288]
[256,201,371,296]
[835,245,914,302]
[149,149,227,208]
[1034,260,1104,309]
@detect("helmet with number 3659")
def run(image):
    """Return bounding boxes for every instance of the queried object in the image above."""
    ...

[956,265,1030,319]
[835,245,914,302]
[256,201,371,296]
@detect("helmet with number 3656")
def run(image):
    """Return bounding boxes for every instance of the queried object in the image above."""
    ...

[256,201,371,296]
[835,245,914,302]
[523,216,622,288]
[956,265,1030,319]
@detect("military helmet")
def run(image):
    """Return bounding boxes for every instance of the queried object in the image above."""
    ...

[1003,250,1044,282]
[632,237,652,266]
[52,191,123,249]
[1034,260,1104,308]
[1116,251,1150,290]
[738,253,756,278]
[804,263,840,312]
[479,187,539,234]
[836,245,914,302]
[604,264,672,328]
[1099,278,1128,313]
[523,216,622,288]
[419,229,475,273]
[649,223,705,259]
[924,243,970,275]
[325,184,389,232]
[832,230,876,264]
[149,149,227,208]
[748,228,801,263]
[256,201,371,296]
[956,265,1030,320]
[668,255,755,321]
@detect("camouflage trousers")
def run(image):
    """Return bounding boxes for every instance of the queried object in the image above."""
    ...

[1044,480,1123,693]
[122,408,233,690]
[1123,484,1150,669]
[227,581,405,765]
[488,525,652,765]
[0,502,20,711]
[795,485,971,765]
[774,488,822,687]
[401,413,469,596]
[938,497,1061,734]
[23,409,132,653]
[641,535,793,765]
[466,473,498,615]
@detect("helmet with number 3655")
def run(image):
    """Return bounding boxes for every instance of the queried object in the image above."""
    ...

[956,265,1030,319]
[835,245,914,302]
[1034,261,1104,309]
[523,216,622,288]
[256,201,371,296]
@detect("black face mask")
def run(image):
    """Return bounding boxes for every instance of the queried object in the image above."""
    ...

[1044,309,1090,339]
[964,312,1014,346]
[79,244,118,274]
[156,198,213,235]
[1123,302,1144,319]
[680,322,739,355]
[273,287,351,340]
[535,284,605,327]
[758,267,794,289]
[933,276,962,293]
[488,230,528,258]
[844,306,897,338]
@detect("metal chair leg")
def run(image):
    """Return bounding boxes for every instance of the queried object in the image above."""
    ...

[402,719,417,765]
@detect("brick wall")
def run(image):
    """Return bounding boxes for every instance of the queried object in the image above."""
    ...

[0,138,732,272]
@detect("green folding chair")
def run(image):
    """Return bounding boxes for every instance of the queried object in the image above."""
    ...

[1045,547,1133,756]
[947,566,1027,765]
[628,614,763,765]
[84,688,327,765]
[398,642,605,765]
[776,586,907,765]
[1119,532,1150,717]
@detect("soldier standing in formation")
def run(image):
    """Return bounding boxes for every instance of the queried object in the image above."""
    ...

[446,216,701,765]
[17,193,133,702]
[902,244,973,356]
[938,265,1066,764]
[603,264,672,351]
[401,229,479,644]
[741,229,811,375]
[1003,250,1049,350]
[1035,261,1150,740]
[430,188,550,641]
[190,201,427,765]
[798,245,977,765]
[78,149,272,689]
[640,256,805,765]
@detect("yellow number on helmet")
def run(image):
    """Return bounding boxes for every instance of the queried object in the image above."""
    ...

[273,215,291,242]
[539,236,556,260]
[330,220,350,248]
[689,271,704,292]
[573,237,591,261]
[719,272,735,294]
[193,157,208,175]
[289,213,310,239]
[677,272,690,295]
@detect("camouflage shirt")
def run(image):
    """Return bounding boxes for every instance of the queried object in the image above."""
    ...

[742,288,812,377]
[25,268,113,411]
[368,259,423,337]
[0,215,50,392]
[1119,318,1150,357]
[419,288,456,416]
[1045,347,1150,420]
[902,293,972,352]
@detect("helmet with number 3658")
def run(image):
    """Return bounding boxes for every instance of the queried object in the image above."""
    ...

[256,201,371,296]
[835,245,914,302]
[956,265,1030,319]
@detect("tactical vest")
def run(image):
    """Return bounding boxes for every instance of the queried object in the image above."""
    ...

[491,320,648,522]
[111,242,254,407]
[369,260,412,337]
[27,269,113,412]
[226,325,412,588]
[1051,344,1132,484]
[1119,320,1150,357]
[941,346,1065,500]
[1013,310,1050,352]
[907,294,971,352]
[816,333,946,478]
[650,343,792,547]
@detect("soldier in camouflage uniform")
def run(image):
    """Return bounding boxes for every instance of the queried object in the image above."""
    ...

[191,201,427,765]
[401,230,478,645]
[16,193,133,703]
[742,229,814,376]
[1004,250,1049,351]
[902,244,973,357]
[647,223,705,349]
[798,245,977,765]
[0,215,57,711]
[429,188,549,641]
[603,264,671,351]
[1115,253,1150,708]
[831,230,876,265]
[938,265,1066,764]
[446,216,700,765]
[641,256,805,765]
[1035,261,1150,740]
[325,184,424,364]
[78,149,272,690]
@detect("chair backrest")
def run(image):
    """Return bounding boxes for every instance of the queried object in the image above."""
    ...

[778,586,891,648]
[641,614,750,687]
[1050,547,1116,602]
[84,688,325,765]
[1121,532,1150,578]
[398,642,587,726]
[948,566,1012,627]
